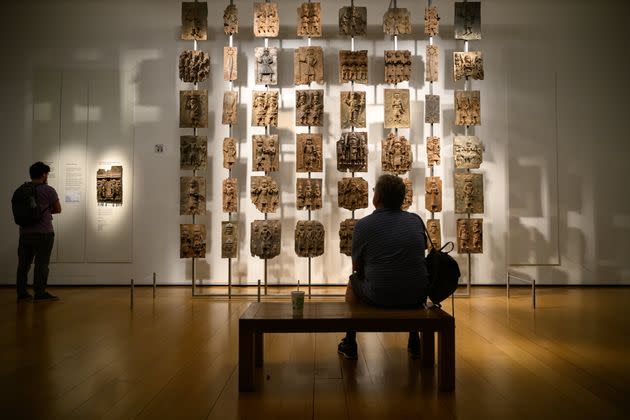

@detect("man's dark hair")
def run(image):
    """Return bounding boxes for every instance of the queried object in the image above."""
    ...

[375,174,406,209]
[29,161,51,180]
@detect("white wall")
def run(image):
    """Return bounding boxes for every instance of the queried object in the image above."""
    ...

[0,0,628,286]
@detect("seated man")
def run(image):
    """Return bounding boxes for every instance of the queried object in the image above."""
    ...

[338,174,429,359]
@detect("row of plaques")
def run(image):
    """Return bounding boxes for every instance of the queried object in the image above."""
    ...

[183,2,480,40]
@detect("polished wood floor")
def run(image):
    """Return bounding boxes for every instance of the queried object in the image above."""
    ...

[0,286,628,420]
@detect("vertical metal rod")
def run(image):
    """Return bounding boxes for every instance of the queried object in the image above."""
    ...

[152,272,156,299]
[451,293,455,317]
[467,253,471,295]
[308,257,312,299]
[130,278,134,309]
[228,257,232,299]
[257,279,261,302]
[532,280,536,309]
[192,257,196,296]
[506,272,510,298]
[264,259,268,295]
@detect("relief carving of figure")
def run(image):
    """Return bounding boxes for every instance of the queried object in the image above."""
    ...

[426,137,441,167]
[255,47,278,85]
[340,91,366,129]
[338,177,368,211]
[454,136,483,169]
[181,2,208,40]
[222,91,238,125]
[180,136,207,171]
[96,166,123,205]
[297,2,322,37]
[294,47,324,85]
[455,2,481,41]
[252,135,279,172]
[457,218,483,253]
[180,224,206,258]
[381,133,412,175]
[425,94,440,124]
[250,220,281,259]
[425,45,439,82]
[384,89,410,128]
[223,4,238,35]
[337,132,368,173]
[384,50,411,84]
[425,176,442,213]
[402,178,413,210]
[179,50,210,84]
[296,134,323,173]
[223,47,237,81]
[180,90,208,128]
[295,220,325,258]
[251,176,279,213]
[455,90,481,126]
[424,6,440,37]
[295,90,323,127]
[426,219,442,251]
[454,51,484,81]
[254,3,279,37]
[222,137,237,170]
[223,178,238,213]
[252,91,278,127]
[339,6,367,36]
[383,8,411,35]
[296,178,322,211]
[339,219,358,256]
[221,221,238,259]
[339,50,368,84]
[455,173,484,214]
[180,176,206,216]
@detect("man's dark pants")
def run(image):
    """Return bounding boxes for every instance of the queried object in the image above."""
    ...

[17,233,54,296]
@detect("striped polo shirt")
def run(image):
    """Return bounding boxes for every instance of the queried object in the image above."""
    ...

[352,207,429,307]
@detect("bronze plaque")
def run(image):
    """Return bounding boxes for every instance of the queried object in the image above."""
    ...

[96,166,123,205]
[181,2,208,40]
[425,44,438,82]
[223,47,238,81]
[296,133,323,173]
[454,136,482,169]
[297,2,322,37]
[180,176,206,216]
[254,3,279,37]
[251,176,279,213]
[255,47,278,85]
[251,220,281,259]
[222,137,237,170]
[382,133,412,175]
[295,89,323,127]
[339,218,358,256]
[180,224,206,258]
[338,177,368,211]
[457,218,483,253]
[223,4,238,35]
[222,91,238,126]
[337,132,368,173]
[180,136,207,171]
[296,178,322,211]
[252,91,278,127]
[425,176,442,213]
[424,6,439,37]
[339,50,368,84]
[384,89,410,129]
[221,221,238,259]
[295,220,325,257]
[179,50,209,84]
[402,178,413,211]
[455,173,484,214]
[340,91,366,129]
[339,6,367,36]
[455,90,481,126]
[426,219,442,251]
[426,137,441,167]
[384,50,411,84]
[454,2,481,41]
[383,8,411,35]
[252,135,279,173]
[223,178,238,213]
[294,47,324,85]
[180,90,208,128]
[425,94,440,124]
[454,51,484,81]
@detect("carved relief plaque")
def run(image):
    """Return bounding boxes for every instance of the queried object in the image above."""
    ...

[337,132,368,173]
[425,44,439,82]
[454,51,484,81]
[338,177,368,211]
[223,178,238,213]
[426,219,442,251]
[339,219,357,256]
[455,90,481,126]
[223,47,238,81]
[454,2,481,41]
[424,6,440,37]
[222,91,238,125]
[251,220,281,259]
[384,89,410,129]
[381,133,412,175]
[402,178,413,211]
[297,2,321,37]
[181,2,208,40]
[294,47,324,85]
[295,220,324,257]
[296,178,322,211]
[97,166,123,205]
[223,4,238,35]
[339,6,367,36]
[339,50,368,84]
[384,50,411,84]
[251,176,279,213]
[426,137,441,167]
[296,90,323,127]
[454,136,483,169]
[179,51,210,84]
[180,90,208,128]
[222,137,237,170]
[383,8,411,35]
[180,224,206,258]
[180,176,206,216]
[455,173,484,214]
[425,176,442,213]
[457,218,483,253]
[252,135,279,172]
[425,94,440,124]
[221,221,238,259]
[180,136,207,171]
[296,133,323,173]
[340,91,366,129]
[254,3,279,38]
[252,91,278,127]
[255,47,278,85]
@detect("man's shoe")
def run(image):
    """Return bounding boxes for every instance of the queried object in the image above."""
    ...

[17,293,33,302]
[407,333,421,359]
[337,337,358,360]
[33,292,60,302]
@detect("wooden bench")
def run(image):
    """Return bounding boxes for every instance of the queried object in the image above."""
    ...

[238,302,455,392]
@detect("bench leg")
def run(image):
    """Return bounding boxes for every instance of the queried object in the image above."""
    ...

[420,331,435,367]
[438,326,455,392]
[239,328,255,392]
[254,332,264,368]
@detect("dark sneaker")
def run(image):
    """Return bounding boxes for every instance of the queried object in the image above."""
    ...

[33,292,60,302]
[407,333,421,359]
[337,337,358,360]
[17,293,33,302]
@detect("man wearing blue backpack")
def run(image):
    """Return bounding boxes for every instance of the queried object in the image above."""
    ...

[12,162,62,302]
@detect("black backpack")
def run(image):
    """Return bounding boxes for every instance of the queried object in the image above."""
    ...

[421,219,461,305]
[11,183,44,227]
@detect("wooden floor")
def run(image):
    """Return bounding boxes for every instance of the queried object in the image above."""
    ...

[0,287,628,420]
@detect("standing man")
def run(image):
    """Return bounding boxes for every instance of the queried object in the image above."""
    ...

[13,162,61,301]
[338,174,429,359]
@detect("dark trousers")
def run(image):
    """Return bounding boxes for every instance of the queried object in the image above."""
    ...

[17,233,54,296]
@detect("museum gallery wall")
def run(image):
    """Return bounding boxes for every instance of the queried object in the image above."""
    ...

[17,0,626,286]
